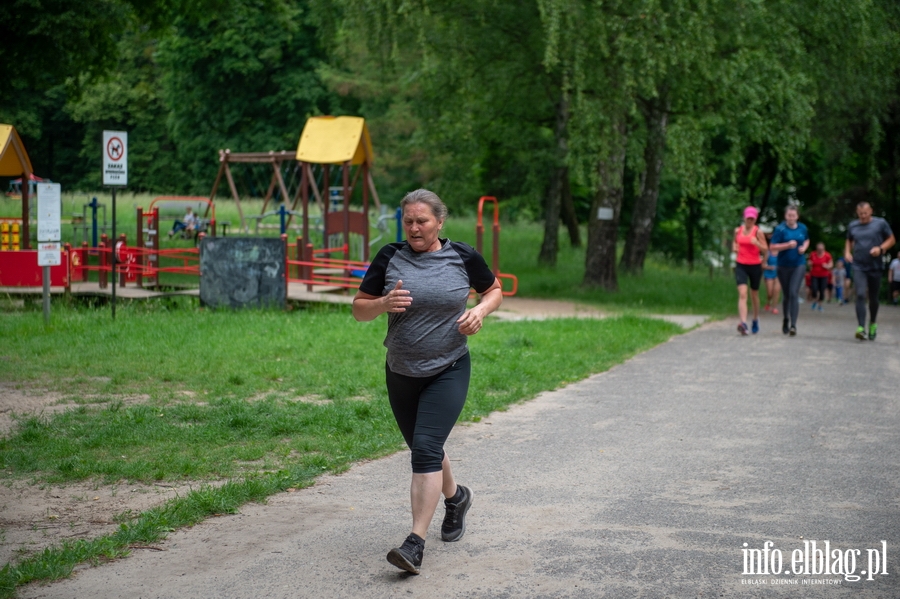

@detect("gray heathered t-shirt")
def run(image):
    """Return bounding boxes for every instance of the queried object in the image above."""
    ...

[847,217,894,272]
[359,239,496,377]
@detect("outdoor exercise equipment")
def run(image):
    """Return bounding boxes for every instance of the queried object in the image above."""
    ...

[477,196,518,296]
[70,197,110,247]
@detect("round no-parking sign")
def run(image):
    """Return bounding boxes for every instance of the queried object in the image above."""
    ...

[102,130,128,186]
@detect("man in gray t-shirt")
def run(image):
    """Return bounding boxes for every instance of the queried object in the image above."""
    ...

[845,201,896,340]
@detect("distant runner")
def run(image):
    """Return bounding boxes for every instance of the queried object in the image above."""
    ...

[732,206,767,335]
[808,242,833,312]
[845,201,895,340]
[769,206,809,337]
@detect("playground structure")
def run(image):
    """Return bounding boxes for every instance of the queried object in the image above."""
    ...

[0,124,34,250]
[208,116,381,264]
[12,194,517,298]
[0,124,71,287]
[5,173,48,200]
[0,117,517,298]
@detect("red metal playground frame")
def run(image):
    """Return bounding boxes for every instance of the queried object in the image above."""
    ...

[4,196,518,297]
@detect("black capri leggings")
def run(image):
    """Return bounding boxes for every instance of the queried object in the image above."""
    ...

[385,352,470,474]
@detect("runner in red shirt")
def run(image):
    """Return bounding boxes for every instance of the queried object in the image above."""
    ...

[808,242,833,311]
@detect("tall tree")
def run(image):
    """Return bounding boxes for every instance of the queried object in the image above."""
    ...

[157,0,336,191]
[538,91,570,265]
[584,117,628,289]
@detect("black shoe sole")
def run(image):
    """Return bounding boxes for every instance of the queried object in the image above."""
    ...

[789,328,796,336]
[441,487,473,542]
[386,548,420,574]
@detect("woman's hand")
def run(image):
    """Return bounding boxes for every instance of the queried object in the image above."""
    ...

[456,307,485,336]
[457,279,503,336]
[352,281,411,322]
[383,280,412,313]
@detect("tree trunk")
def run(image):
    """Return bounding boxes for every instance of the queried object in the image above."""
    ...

[560,173,581,247]
[758,152,778,214]
[538,92,570,265]
[686,195,696,272]
[620,94,669,273]
[583,118,627,290]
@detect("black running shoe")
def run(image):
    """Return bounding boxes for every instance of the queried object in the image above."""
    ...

[387,534,423,574]
[782,318,789,335]
[789,326,797,337]
[441,485,473,542]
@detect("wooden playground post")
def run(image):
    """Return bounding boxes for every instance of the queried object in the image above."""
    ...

[343,161,350,261]
[362,162,370,261]
[118,233,127,288]
[300,162,310,247]
[136,207,144,288]
[322,164,331,251]
[99,235,109,288]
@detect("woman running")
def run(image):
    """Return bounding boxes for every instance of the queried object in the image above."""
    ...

[769,205,810,336]
[732,206,767,335]
[353,189,502,574]
[808,242,833,311]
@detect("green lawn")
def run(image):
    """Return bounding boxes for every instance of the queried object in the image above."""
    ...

[0,303,680,596]
[0,194,736,597]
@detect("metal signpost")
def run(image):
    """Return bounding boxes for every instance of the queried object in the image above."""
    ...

[102,131,128,319]
[37,182,62,325]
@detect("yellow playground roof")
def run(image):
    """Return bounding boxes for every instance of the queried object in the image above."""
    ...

[295,116,373,166]
[0,124,34,177]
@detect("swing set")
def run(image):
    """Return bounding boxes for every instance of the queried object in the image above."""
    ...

[208,116,380,263]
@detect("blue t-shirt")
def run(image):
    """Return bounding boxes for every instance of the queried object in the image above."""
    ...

[770,222,809,268]
[764,252,778,279]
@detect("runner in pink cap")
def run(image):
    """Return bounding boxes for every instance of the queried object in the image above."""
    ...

[732,206,767,335]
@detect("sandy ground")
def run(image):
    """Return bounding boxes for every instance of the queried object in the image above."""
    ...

[0,299,706,583]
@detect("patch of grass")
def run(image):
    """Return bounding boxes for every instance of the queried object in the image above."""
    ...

[0,305,680,596]
[442,218,736,316]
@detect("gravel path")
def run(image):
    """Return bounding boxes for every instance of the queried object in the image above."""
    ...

[20,303,900,598]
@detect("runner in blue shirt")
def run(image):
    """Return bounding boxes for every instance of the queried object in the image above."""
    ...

[769,205,809,336]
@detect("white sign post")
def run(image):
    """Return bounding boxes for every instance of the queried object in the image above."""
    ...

[102,131,128,186]
[37,182,62,324]
[102,131,128,320]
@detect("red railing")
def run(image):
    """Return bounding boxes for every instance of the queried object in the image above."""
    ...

[62,196,518,297]
[285,240,367,291]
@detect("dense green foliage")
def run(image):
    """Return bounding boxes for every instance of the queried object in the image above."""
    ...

[2,0,898,280]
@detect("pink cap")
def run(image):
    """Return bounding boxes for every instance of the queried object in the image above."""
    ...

[743,206,759,219]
